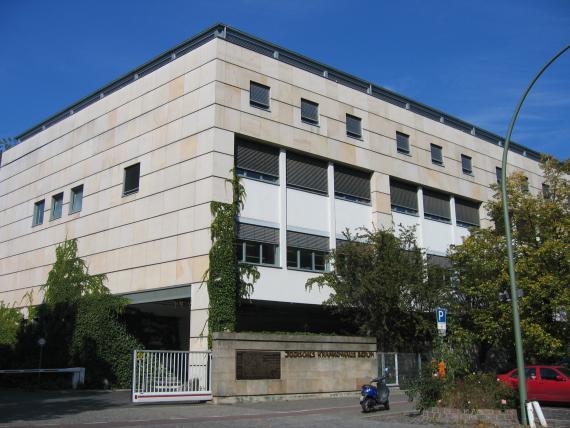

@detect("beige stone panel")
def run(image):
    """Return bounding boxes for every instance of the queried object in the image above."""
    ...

[0,285,44,308]
[371,191,391,215]
[372,212,393,230]
[189,307,209,344]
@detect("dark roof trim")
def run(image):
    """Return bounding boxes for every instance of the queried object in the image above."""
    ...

[15,23,541,162]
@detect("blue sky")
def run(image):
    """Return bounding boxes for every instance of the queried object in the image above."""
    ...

[1,1,569,159]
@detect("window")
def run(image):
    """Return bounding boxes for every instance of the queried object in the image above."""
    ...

[542,183,551,199]
[123,163,140,196]
[396,132,410,154]
[236,223,279,266]
[286,152,328,194]
[287,231,329,272]
[496,167,502,185]
[334,165,371,203]
[70,185,83,213]
[250,81,270,110]
[390,179,418,214]
[235,138,279,183]
[431,144,443,165]
[522,176,529,192]
[423,189,450,222]
[301,99,319,125]
[510,368,536,379]
[461,155,472,175]
[346,114,362,138]
[50,193,63,220]
[455,197,480,227]
[32,200,45,226]
[540,368,560,381]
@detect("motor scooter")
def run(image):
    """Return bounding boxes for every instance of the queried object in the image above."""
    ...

[360,368,390,412]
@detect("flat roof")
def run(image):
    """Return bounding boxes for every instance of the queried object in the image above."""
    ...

[15,23,541,162]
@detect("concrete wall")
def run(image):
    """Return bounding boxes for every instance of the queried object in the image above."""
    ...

[212,332,377,397]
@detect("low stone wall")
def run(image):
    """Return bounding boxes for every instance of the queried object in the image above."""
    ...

[421,407,519,427]
[212,332,377,397]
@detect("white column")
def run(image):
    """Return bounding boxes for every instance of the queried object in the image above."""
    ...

[327,162,336,250]
[279,149,287,268]
[449,195,457,246]
[416,186,424,249]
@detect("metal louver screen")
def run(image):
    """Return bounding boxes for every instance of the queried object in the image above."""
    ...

[287,231,329,251]
[250,82,270,108]
[455,198,480,226]
[286,152,328,194]
[235,138,279,177]
[237,223,279,244]
[423,189,450,220]
[346,114,362,137]
[431,144,443,164]
[301,99,319,124]
[461,155,472,173]
[427,254,451,268]
[390,180,418,212]
[334,165,371,202]
[397,132,410,153]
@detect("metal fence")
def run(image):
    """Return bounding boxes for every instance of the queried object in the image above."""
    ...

[132,350,212,403]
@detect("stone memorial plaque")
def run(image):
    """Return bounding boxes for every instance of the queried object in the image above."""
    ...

[236,350,281,380]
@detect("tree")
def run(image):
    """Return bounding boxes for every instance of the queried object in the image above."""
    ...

[448,157,570,367]
[306,227,447,352]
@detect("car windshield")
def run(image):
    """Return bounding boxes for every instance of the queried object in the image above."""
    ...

[558,367,570,377]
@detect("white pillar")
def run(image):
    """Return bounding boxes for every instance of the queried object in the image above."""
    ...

[416,186,424,249]
[450,195,457,246]
[327,162,336,250]
[279,149,287,268]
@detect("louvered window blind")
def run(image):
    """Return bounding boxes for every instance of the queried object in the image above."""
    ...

[346,114,362,138]
[423,189,450,221]
[461,154,472,174]
[390,179,418,213]
[334,165,370,203]
[431,144,443,165]
[455,198,480,227]
[286,152,328,194]
[396,132,410,154]
[287,231,329,252]
[237,223,279,244]
[301,99,319,125]
[235,138,279,178]
[250,81,270,109]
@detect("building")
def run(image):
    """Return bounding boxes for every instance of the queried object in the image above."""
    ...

[0,24,544,352]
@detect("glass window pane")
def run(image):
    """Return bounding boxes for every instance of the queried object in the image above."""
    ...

[33,200,45,226]
[540,368,559,380]
[300,249,313,270]
[261,243,276,265]
[124,163,140,195]
[245,241,260,264]
[51,193,63,220]
[287,247,298,268]
[314,251,326,271]
[70,185,83,213]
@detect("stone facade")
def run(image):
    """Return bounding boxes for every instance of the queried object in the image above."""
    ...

[211,332,377,397]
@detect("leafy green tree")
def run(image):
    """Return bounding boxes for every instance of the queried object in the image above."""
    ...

[0,302,21,347]
[448,157,570,366]
[306,227,447,352]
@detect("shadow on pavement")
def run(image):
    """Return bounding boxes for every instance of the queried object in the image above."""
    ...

[0,389,131,424]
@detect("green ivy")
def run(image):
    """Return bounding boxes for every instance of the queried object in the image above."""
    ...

[206,172,259,346]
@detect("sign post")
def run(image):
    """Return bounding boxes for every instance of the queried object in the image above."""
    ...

[436,308,447,337]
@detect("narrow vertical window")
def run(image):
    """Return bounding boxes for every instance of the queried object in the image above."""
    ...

[50,193,63,220]
[123,163,140,196]
[301,99,319,125]
[496,167,502,185]
[431,144,443,165]
[250,81,270,110]
[542,183,551,199]
[33,200,45,226]
[396,132,410,154]
[346,114,362,138]
[70,185,84,213]
[461,155,472,175]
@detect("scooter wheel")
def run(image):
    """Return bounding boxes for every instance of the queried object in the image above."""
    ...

[361,398,375,413]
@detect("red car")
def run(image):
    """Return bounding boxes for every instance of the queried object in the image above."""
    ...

[497,365,570,404]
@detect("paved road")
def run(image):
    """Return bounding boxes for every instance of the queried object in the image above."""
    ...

[0,389,429,428]
[1,389,568,427]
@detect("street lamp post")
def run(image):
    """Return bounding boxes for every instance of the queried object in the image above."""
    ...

[500,44,569,425]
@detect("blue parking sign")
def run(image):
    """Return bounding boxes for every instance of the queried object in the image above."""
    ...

[436,308,447,323]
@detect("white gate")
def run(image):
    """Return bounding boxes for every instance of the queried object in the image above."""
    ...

[132,350,212,403]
